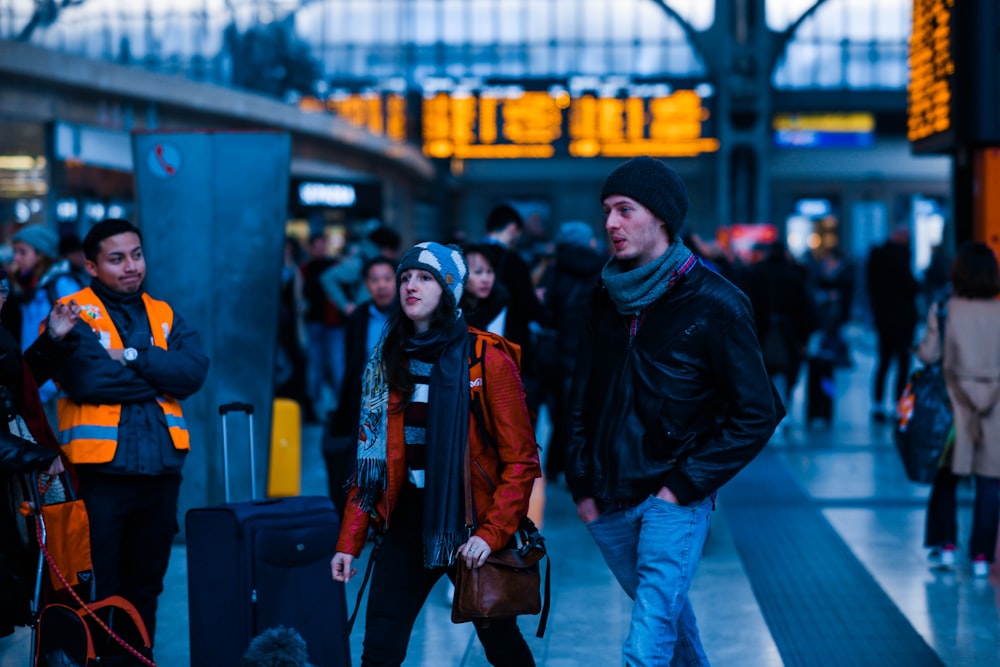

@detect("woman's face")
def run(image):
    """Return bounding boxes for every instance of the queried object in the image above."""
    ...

[399,268,443,332]
[466,252,495,300]
[12,242,41,274]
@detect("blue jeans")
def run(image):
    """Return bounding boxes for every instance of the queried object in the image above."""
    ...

[587,495,713,667]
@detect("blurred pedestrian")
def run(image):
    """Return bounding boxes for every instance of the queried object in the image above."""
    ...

[808,248,855,367]
[331,242,539,666]
[4,225,85,416]
[865,225,919,421]
[745,241,818,412]
[275,236,310,415]
[537,221,603,481]
[300,233,340,421]
[323,255,398,514]
[459,243,511,336]
[918,241,1000,578]
[58,233,92,288]
[482,205,546,411]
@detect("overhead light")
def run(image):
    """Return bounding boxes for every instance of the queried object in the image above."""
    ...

[0,155,36,170]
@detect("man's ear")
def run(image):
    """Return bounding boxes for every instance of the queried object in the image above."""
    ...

[85,260,98,278]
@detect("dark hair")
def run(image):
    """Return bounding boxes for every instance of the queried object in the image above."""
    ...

[381,294,455,401]
[367,226,402,253]
[462,243,498,270]
[82,219,142,262]
[362,255,397,280]
[951,241,1000,299]
[58,233,83,256]
[485,204,523,233]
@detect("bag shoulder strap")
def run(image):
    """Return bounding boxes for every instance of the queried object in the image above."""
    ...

[346,534,381,633]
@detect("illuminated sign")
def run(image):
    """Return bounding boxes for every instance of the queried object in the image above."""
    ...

[301,85,718,159]
[300,93,409,142]
[773,113,875,148]
[907,0,956,151]
[422,89,718,159]
[298,182,357,208]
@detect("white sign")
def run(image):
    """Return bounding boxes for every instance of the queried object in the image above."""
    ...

[298,182,357,208]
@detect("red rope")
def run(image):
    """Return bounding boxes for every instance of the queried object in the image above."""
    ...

[31,499,158,667]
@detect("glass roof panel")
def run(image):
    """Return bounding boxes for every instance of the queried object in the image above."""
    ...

[772,0,910,89]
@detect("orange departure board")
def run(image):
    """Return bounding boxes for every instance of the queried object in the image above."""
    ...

[423,89,716,159]
[300,93,409,142]
[301,86,718,159]
[907,0,956,151]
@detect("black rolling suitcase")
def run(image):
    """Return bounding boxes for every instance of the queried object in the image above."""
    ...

[186,402,350,667]
[806,355,835,424]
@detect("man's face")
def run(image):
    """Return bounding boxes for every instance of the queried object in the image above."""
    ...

[603,194,670,270]
[85,232,145,294]
[365,263,396,309]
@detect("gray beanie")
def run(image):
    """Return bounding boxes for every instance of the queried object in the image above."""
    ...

[556,221,595,249]
[13,225,59,258]
[600,156,689,238]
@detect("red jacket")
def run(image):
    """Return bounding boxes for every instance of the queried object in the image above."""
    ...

[336,341,539,557]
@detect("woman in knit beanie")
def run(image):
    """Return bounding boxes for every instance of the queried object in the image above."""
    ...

[332,242,540,666]
[6,226,85,411]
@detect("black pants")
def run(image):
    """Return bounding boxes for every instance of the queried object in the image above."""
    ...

[78,471,181,642]
[925,467,1000,561]
[873,329,913,405]
[362,485,535,667]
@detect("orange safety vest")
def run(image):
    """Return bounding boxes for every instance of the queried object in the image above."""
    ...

[52,287,190,463]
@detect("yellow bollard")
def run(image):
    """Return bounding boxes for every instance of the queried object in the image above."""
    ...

[267,398,301,497]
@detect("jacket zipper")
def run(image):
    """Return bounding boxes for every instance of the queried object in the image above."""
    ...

[474,460,498,492]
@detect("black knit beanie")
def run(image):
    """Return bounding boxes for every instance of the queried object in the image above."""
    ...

[600,156,689,238]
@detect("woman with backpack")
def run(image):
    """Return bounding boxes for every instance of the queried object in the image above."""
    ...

[918,241,1000,578]
[5,226,84,412]
[331,242,540,666]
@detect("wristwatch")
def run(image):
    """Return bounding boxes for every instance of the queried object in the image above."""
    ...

[123,347,138,363]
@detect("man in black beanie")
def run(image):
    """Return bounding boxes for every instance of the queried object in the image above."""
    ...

[566,156,783,666]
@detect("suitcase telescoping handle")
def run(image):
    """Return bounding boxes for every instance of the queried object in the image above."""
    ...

[218,402,256,503]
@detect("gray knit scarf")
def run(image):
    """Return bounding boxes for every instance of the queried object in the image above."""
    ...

[601,240,695,314]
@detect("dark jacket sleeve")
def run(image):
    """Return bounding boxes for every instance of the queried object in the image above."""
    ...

[23,329,80,387]
[564,293,597,502]
[128,313,209,400]
[331,307,369,439]
[0,429,57,473]
[55,320,161,403]
[662,310,784,503]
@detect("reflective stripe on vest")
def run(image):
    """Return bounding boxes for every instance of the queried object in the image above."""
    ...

[53,287,190,463]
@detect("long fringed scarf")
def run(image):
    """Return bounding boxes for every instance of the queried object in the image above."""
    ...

[355,314,471,568]
[601,239,696,314]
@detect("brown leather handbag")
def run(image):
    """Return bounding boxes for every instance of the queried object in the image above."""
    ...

[451,450,550,637]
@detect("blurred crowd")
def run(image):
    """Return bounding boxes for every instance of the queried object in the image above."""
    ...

[272,210,952,484]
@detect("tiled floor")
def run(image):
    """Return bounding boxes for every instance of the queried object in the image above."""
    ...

[2,324,998,666]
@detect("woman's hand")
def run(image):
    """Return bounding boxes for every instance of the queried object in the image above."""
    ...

[457,535,491,569]
[331,552,356,582]
[46,300,80,341]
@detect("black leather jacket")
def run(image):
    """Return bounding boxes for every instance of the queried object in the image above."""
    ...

[566,261,784,507]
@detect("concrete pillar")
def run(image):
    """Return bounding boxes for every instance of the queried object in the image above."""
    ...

[130,130,291,527]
